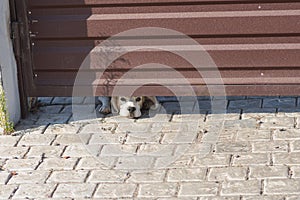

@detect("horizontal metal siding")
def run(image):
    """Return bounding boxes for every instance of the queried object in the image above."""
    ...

[27,0,300,96]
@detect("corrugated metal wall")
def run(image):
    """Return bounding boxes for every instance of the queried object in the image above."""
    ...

[26,0,300,96]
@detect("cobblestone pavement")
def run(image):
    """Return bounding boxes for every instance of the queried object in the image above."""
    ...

[1,96,300,199]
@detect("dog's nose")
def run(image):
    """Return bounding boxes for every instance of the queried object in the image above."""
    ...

[128,107,136,113]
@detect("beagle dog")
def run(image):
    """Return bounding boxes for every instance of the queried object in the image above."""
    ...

[98,96,159,118]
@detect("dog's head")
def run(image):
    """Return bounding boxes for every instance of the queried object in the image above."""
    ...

[111,96,159,118]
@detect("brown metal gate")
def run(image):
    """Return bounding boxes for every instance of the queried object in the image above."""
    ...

[10,0,300,98]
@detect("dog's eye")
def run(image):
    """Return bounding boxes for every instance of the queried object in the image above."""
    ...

[120,97,126,102]
[136,97,141,102]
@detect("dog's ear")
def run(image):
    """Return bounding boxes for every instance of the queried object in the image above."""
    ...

[111,97,119,113]
[145,96,160,110]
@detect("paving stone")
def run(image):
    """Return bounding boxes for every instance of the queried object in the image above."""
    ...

[44,124,81,134]
[115,122,152,134]
[217,130,236,142]
[252,141,288,153]
[198,197,240,200]
[87,170,128,183]
[161,132,198,144]
[53,183,96,198]
[206,113,240,121]
[0,146,29,159]
[127,170,166,183]
[232,153,269,166]
[95,184,137,198]
[195,96,212,101]
[4,158,40,171]
[155,198,198,200]
[125,133,162,144]
[27,145,65,158]
[181,143,212,155]
[0,185,17,199]
[53,134,90,146]
[197,100,227,113]
[290,140,300,152]
[285,196,300,200]
[179,182,219,197]
[172,114,205,122]
[196,100,214,111]
[35,114,71,125]
[69,117,101,125]
[139,183,177,197]
[273,153,300,165]
[215,142,251,153]
[228,99,261,109]
[82,96,100,104]
[178,96,199,102]
[156,155,192,169]
[100,144,137,156]
[296,118,300,128]
[47,170,88,183]
[52,97,73,105]
[242,108,276,119]
[273,129,300,140]
[115,156,155,170]
[161,101,195,114]
[135,112,172,123]
[0,159,5,168]
[236,130,271,142]
[157,96,179,102]
[62,144,97,158]
[242,196,285,200]
[70,104,98,116]
[8,171,50,184]
[223,119,258,130]
[202,121,226,134]
[277,108,300,117]
[14,125,46,134]
[227,109,242,114]
[265,179,300,195]
[152,122,198,133]
[221,180,261,196]
[193,154,231,167]
[225,96,246,100]
[59,105,72,114]
[38,157,78,170]
[0,172,9,184]
[0,135,20,147]
[34,198,72,200]
[249,166,288,179]
[80,123,116,134]
[16,115,37,126]
[88,132,126,145]
[104,115,138,124]
[137,144,176,156]
[291,166,300,178]
[263,98,296,108]
[18,134,56,146]
[167,168,206,182]
[38,105,64,114]
[208,167,247,181]
[146,198,196,200]
[38,97,53,105]
[76,157,116,170]
[259,117,295,129]
[14,184,55,199]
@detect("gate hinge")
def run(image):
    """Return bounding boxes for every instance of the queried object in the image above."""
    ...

[10,21,22,58]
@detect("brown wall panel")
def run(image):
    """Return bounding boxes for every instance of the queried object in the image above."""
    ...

[25,0,300,96]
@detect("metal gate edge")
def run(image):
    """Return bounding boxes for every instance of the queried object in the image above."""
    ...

[9,0,36,118]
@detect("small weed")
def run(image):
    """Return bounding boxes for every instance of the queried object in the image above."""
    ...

[0,85,14,134]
